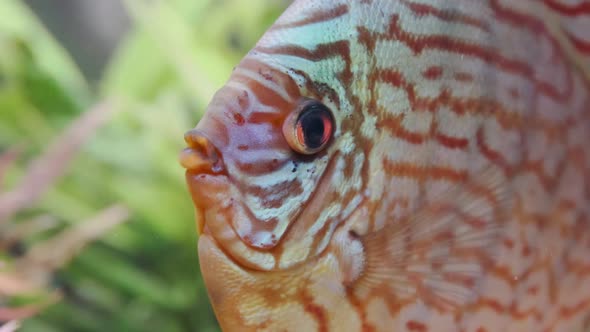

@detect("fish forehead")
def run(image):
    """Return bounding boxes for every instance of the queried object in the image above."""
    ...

[194,0,590,331]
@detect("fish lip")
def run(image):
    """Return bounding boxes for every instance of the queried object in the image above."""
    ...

[180,129,227,175]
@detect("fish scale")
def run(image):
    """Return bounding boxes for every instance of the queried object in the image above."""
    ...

[180,0,590,331]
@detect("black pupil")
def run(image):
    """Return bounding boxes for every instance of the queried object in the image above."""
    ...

[299,105,330,149]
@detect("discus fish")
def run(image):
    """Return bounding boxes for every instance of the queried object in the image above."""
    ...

[180,1,590,331]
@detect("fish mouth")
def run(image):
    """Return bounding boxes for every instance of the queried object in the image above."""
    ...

[180,129,226,176]
[180,128,230,236]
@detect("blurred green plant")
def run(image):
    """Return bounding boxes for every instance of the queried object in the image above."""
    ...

[0,0,288,331]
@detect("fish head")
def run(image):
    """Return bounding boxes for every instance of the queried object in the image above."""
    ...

[180,42,367,328]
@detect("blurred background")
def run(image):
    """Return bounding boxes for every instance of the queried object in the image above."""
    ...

[0,0,289,331]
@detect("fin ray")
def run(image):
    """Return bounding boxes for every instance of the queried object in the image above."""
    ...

[356,166,512,311]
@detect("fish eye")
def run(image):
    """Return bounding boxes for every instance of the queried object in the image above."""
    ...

[283,100,335,155]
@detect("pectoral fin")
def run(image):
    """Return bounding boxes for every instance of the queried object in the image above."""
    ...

[356,167,512,311]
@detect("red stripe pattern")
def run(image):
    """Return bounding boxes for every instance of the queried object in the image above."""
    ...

[189,1,590,331]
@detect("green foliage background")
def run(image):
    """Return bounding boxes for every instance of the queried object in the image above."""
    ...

[0,1,287,331]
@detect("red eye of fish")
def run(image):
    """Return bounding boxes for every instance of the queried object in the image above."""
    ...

[283,100,335,155]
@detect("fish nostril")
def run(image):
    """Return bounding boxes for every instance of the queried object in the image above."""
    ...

[180,129,225,174]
